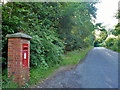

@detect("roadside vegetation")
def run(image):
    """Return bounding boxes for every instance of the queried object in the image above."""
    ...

[94,28,119,53]
[2,1,119,88]
[2,47,92,88]
[61,47,92,66]
[2,2,97,88]
[104,37,119,53]
[29,46,92,87]
[93,14,119,53]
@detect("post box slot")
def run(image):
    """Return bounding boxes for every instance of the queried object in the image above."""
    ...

[24,47,28,49]
[22,44,28,68]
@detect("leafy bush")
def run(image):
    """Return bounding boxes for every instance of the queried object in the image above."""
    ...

[30,33,64,68]
[2,2,65,69]
[105,38,116,47]
[2,2,97,88]
[94,38,102,47]
[2,2,97,69]
[105,37,119,52]
[84,34,94,47]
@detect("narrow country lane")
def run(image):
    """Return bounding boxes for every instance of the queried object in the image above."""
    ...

[34,47,118,88]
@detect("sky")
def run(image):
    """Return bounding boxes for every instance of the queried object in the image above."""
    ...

[95,0,119,30]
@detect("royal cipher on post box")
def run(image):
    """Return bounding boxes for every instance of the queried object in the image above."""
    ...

[6,32,32,86]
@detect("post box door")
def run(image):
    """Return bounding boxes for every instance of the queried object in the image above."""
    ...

[22,44,28,68]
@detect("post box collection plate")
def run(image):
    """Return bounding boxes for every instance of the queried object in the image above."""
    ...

[22,44,28,68]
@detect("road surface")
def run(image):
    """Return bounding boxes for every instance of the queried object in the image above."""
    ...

[34,47,118,88]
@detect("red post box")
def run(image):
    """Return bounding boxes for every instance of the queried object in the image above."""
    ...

[6,32,32,86]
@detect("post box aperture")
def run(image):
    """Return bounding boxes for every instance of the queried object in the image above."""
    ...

[22,44,28,68]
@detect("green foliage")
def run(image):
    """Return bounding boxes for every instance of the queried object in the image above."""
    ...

[116,10,120,19]
[2,81,18,88]
[94,38,102,47]
[112,10,120,36]
[29,65,59,86]
[2,2,97,69]
[105,38,115,47]
[112,23,120,36]
[2,2,65,68]
[99,31,108,41]
[107,9,120,52]
[95,23,106,31]
[30,33,64,68]
[84,34,94,46]
[105,37,119,52]
[94,31,108,47]
[29,46,92,86]
[94,23,108,47]
[2,70,18,88]
[2,2,97,87]
[57,2,96,50]
[61,46,93,65]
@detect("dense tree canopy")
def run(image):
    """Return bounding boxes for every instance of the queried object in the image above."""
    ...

[112,10,120,36]
[112,23,120,36]
[2,2,97,69]
[94,23,108,47]
[94,10,119,52]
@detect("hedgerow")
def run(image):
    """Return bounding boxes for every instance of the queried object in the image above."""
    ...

[2,2,97,69]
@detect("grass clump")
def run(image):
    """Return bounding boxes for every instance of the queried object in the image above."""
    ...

[2,81,18,88]
[60,47,92,65]
[2,74,18,88]
[29,65,59,86]
[29,46,92,87]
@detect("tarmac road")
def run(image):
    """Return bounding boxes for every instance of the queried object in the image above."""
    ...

[35,47,118,88]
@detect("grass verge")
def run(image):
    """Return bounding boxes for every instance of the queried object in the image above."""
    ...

[60,46,93,66]
[2,46,93,88]
[29,65,60,87]
[29,46,93,87]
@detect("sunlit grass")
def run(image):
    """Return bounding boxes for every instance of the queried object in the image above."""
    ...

[29,46,93,87]
[60,46,93,65]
